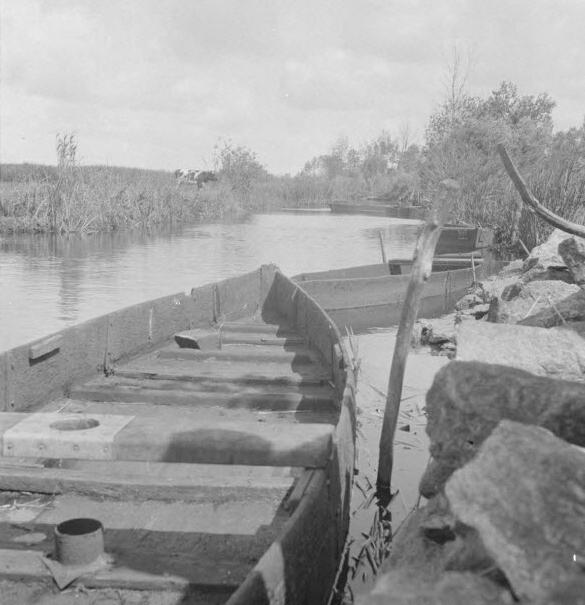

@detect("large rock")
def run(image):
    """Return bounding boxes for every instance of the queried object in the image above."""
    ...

[457,321,585,382]
[497,258,524,277]
[555,320,585,339]
[558,236,585,286]
[534,576,585,605]
[445,421,585,603]
[359,570,513,605]
[487,280,580,324]
[523,228,571,272]
[517,289,585,328]
[420,361,585,496]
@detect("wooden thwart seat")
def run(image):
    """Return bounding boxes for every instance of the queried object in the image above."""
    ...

[0,460,304,501]
[70,378,337,411]
[0,410,333,467]
[0,465,324,600]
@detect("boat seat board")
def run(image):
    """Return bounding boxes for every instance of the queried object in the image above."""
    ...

[114,360,330,387]
[220,333,307,346]
[220,321,297,335]
[0,469,326,602]
[41,398,339,425]
[0,491,289,538]
[0,549,239,599]
[0,495,284,591]
[70,378,337,411]
[157,344,319,364]
[0,411,334,466]
[0,460,304,501]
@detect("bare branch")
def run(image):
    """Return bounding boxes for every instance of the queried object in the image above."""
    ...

[497,144,585,238]
[376,179,455,499]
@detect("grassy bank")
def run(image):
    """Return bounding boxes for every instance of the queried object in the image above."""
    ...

[3,86,583,241]
[0,158,331,234]
[0,163,246,234]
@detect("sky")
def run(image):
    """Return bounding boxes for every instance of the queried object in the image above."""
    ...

[1,0,584,175]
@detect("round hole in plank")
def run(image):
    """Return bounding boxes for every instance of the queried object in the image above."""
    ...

[57,517,103,536]
[50,418,100,431]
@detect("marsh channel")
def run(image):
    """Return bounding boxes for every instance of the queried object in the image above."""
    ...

[0,211,442,599]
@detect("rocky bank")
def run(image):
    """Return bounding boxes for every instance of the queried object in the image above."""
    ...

[360,229,585,605]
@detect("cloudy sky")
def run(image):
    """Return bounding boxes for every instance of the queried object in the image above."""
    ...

[1,0,583,174]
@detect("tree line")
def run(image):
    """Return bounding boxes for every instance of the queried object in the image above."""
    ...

[2,81,583,246]
[215,81,584,252]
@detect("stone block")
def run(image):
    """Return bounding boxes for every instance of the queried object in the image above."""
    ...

[487,280,580,324]
[420,360,585,496]
[445,421,585,602]
[456,320,585,381]
[518,289,585,328]
[559,235,585,286]
[360,570,513,605]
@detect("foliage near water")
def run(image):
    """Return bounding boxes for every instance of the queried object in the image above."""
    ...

[2,81,584,244]
[295,81,584,252]
[0,136,233,234]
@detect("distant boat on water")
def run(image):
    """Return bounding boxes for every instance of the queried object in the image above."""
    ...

[329,199,426,219]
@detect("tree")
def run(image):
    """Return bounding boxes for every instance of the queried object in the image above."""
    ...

[213,140,267,196]
[421,80,557,234]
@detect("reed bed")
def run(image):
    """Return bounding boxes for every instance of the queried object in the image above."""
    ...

[0,164,240,234]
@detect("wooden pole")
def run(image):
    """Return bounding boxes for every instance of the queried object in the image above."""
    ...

[376,180,455,500]
[497,144,585,238]
[378,231,387,264]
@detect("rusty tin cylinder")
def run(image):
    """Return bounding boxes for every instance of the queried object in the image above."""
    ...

[54,518,104,566]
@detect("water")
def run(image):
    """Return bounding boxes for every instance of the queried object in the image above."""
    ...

[0,211,426,600]
[0,212,420,351]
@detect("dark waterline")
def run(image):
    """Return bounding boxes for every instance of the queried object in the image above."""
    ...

[0,213,420,351]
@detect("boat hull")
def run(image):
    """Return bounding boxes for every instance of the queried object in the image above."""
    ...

[329,201,426,219]
[0,266,356,605]
[294,255,505,333]
[296,267,477,332]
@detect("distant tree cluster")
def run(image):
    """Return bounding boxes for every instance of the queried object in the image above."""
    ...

[2,80,582,245]
[200,89,583,250]
[421,81,584,249]
[299,132,423,205]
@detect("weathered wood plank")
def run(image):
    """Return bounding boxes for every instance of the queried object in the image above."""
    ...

[157,344,317,364]
[0,412,334,466]
[220,321,296,336]
[70,377,337,409]
[113,417,333,467]
[0,548,242,596]
[0,460,300,501]
[226,469,336,605]
[114,362,330,387]
[42,399,338,426]
[221,333,306,346]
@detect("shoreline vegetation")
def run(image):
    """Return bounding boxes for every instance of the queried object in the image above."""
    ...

[2,81,583,252]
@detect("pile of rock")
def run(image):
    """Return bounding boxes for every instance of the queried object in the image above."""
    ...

[415,229,585,356]
[361,230,585,604]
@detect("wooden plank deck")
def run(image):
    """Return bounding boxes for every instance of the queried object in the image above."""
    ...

[0,316,342,601]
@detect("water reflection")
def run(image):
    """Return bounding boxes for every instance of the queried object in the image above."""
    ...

[0,213,418,351]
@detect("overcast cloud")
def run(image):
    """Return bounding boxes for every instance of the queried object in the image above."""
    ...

[1,0,583,174]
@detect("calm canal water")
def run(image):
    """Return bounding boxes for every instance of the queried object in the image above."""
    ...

[1,212,420,351]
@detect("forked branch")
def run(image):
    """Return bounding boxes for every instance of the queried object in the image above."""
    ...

[497,144,585,238]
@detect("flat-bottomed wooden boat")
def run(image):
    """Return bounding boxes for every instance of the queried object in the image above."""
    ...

[0,265,356,605]
[293,256,503,332]
[329,200,426,219]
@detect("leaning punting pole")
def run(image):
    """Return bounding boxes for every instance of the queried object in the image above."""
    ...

[376,180,454,500]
